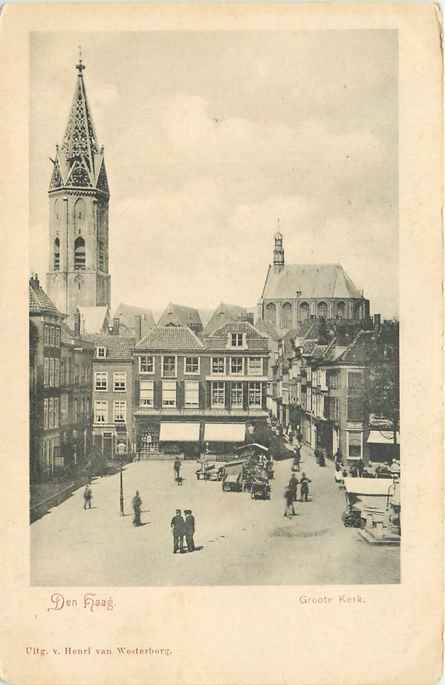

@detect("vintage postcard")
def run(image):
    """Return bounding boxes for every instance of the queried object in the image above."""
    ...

[0,3,442,685]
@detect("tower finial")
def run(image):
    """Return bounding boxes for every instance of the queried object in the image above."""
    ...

[76,45,85,75]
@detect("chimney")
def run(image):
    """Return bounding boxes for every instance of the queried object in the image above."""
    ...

[135,315,143,341]
[112,317,120,335]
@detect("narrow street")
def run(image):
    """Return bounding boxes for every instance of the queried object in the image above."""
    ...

[31,446,400,586]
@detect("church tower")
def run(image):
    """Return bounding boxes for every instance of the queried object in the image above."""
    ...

[273,230,285,273]
[46,54,111,320]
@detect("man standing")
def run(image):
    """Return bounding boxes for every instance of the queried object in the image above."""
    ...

[300,473,312,502]
[174,457,182,484]
[170,509,185,553]
[132,490,142,526]
[83,484,92,510]
[288,473,299,503]
[284,486,296,517]
[184,510,196,552]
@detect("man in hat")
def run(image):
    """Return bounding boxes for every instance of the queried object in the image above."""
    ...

[173,457,182,484]
[184,509,196,552]
[170,509,185,553]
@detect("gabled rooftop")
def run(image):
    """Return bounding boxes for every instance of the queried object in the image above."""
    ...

[136,326,204,351]
[204,302,250,335]
[157,303,203,330]
[29,275,61,317]
[83,334,136,360]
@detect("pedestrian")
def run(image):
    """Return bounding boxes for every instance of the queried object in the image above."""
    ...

[170,509,185,553]
[83,484,92,510]
[293,446,301,471]
[174,457,182,484]
[357,459,364,477]
[334,449,343,468]
[297,429,303,444]
[284,486,296,517]
[288,474,299,502]
[300,472,312,502]
[132,490,142,526]
[184,509,196,552]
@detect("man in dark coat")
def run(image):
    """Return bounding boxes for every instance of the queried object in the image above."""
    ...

[83,484,92,510]
[288,474,299,502]
[132,490,142,526]
[184,509,196,552]
[170,509,185,553]
[174,457,182,483]
[300,473,312,502]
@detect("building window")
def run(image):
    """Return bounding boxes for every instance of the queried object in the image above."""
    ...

[348,431,362,458]
[348,398,364,421]
[336,302,345,318]
[211,382,225,407]
[95,400,108,423]
[49,358,55,387]
[185,357,200,374]
[211,357,225,375]
[44,358,49,387]
[265,302,277,324]
[74,236,86,271]
[61,394,69,425]
[299,302,310,321]
[230,333,244,347]
[317,301,328,318]
[230,357,243,375]
[54,398,60,428]
[231,382,243,407]
[98,239,105,271]
[139,355,154,374]
[96,346,107,359]
[162,381,177,407]
[86,398,90,420]
[54,238,60,271]
[54,359,60,387]
[140,380,154,407]
[248,357,263,376]
[114,400,127,423]
[95,371,108,391]
[328,373,339,390]
[43,399,49,430]
[280,302,292,329]
[48,398,54,429]
[162,356,177,378]
[248,382,262,407]
[113,372,127,392]
[184,381,199,407]
[348,372,363,391]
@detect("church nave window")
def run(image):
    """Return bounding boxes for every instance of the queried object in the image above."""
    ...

[74,236,86,270]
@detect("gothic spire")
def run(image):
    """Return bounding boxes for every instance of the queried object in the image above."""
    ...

[49,53,109,196]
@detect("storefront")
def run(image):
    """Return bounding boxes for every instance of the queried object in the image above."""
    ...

[203,422,246,456]
[159,422,201,459]
[367,430,400,463]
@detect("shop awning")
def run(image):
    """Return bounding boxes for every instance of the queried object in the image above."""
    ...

[159,423,200,442]
[344,478,395,496]
[367,431,400,445]
[204,423,246,443]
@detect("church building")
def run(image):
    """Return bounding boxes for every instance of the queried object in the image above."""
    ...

[257,233,370,331]
[46,55,111,328]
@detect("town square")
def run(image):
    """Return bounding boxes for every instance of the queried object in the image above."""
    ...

[29,31,400,586]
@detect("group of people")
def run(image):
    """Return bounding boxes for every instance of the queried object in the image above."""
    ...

[284,446,312,517]
[170,509,196,553]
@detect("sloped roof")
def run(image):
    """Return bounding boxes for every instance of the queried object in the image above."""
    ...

[61,323,95,349]
[255,319,284,342]
[204,321,268,352]
[136,326,204,351]
[78,306,109,335]
[338,330,378,364]
[157,303,203,329]
[262,264,363,300]
[114,303,156,326]
[29,278,61,316]
[83,334,135,360]
[204,303,249,335]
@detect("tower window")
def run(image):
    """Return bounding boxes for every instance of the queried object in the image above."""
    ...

[74,236,86,271]
[98,239,105,271]
[54,238,60,271]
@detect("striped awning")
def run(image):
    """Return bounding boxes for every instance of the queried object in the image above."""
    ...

[159,423,200,442]
[367,431,400,445]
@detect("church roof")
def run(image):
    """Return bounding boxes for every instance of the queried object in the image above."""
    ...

[49,59,109,195]
[204,303,250,335]
[261,264,363,301]
[136,326,204,351]
[157,303,203,329]
[29,276,62,316]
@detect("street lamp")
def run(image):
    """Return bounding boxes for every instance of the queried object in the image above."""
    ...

[117,441,126,516]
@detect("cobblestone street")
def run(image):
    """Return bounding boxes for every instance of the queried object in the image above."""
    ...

[31,447,400,586]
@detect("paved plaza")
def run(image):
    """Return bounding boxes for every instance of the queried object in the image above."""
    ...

[31,447,400,586]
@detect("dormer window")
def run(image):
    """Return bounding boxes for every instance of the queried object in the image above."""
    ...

[96,346,107,358]
[231,333,243,347]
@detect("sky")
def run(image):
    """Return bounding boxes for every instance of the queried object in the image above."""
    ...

[30,31,398,318]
